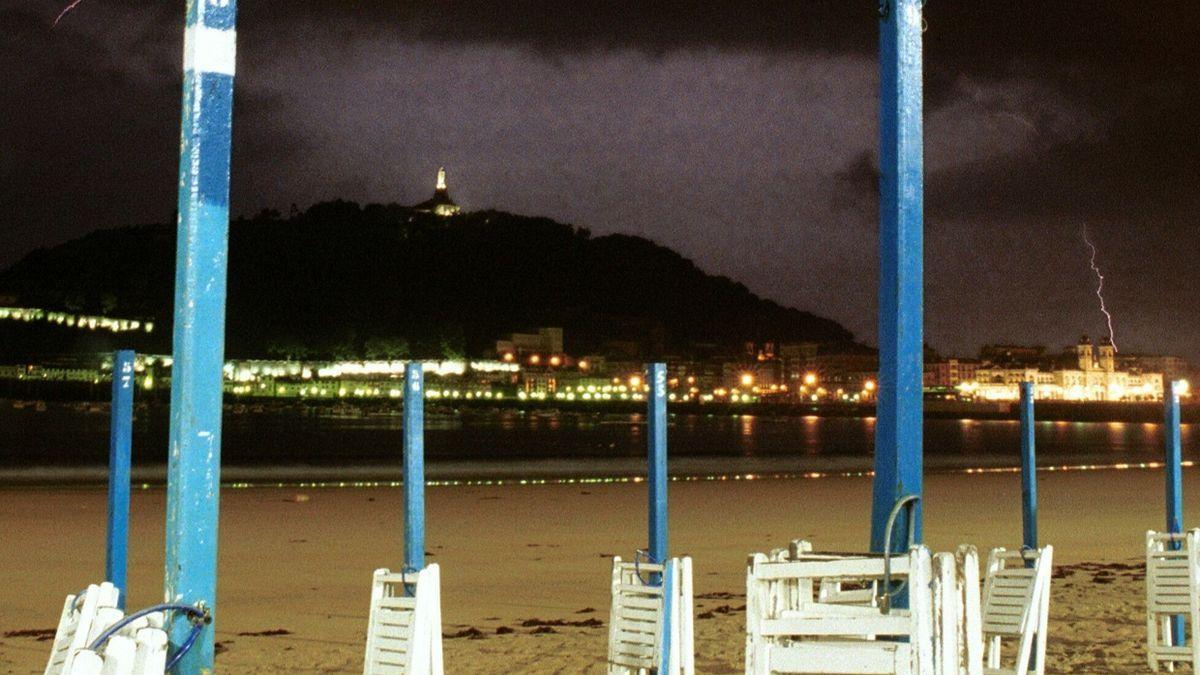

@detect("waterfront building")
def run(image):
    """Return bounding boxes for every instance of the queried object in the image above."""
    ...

[965,336,1163,401]
[924,358,980,388]
[496,327,564,360]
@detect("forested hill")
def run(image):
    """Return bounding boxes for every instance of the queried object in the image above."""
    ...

[0,201,855,359]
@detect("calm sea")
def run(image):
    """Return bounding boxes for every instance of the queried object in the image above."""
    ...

[0,402,1194,484]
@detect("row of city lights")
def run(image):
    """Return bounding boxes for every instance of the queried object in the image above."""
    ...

[0,307,154,334]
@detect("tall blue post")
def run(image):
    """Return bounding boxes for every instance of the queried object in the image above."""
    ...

[1165,379,1185,645]
[164,1,237,671]
[1019,382,1038,551]
[404,363,425,575]
[647,363,671,673]
[106,350,135,609]
[870,0,925,554]
[648,363,668,564]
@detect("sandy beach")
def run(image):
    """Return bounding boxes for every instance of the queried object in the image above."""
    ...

[0,466,1190,673]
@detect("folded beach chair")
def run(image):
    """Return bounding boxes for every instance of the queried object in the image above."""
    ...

[606,555,695,675]
[1146,530,1200,671]
[745,545,935,674]
[44,583,171,675]
[980,546,1053,675]
[364,565,444,675]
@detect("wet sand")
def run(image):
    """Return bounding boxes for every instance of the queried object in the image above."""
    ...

[0,467,1190,673]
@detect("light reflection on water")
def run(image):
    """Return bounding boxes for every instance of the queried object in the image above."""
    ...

[0,403,1194,479]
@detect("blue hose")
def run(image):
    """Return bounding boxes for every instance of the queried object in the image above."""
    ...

[633,548,662,587]
[164,622,204,671]
[86,602,209,668]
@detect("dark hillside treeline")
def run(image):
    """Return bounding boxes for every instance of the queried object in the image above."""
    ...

[0,202,855,359]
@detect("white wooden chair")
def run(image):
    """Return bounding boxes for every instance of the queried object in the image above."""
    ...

[607,556,695,674]
[956,545,984,675]
[364,565,444,675]
[1146,530,1200,671]
[45,583,170,675]
[784,541,881,608]
[980,546,1052,675]
[745,545,935,674]
[932,552,961,675]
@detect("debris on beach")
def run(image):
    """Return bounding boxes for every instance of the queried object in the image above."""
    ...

[236,628,293,637]
[3,628,56,640]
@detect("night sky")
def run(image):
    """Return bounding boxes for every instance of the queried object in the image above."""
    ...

[3,1,1198,359]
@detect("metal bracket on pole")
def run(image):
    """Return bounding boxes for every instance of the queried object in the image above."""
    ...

[870,0,925,557]
[165,1,237,671]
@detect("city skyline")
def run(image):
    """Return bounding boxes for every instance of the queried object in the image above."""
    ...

[3,1,1198,361]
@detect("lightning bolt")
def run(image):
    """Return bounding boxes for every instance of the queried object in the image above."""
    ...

[52,0,87,28]
[1082,227,1118,352]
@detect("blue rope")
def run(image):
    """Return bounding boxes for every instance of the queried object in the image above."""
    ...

[86,602,209,665]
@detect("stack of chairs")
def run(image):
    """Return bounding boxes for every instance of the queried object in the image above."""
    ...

[1146,530,1200,671]
[606,555,695,674]
[745,544,936,674]
[745,542,1052,675]
[363,565,444,675]
[44,583,169,675]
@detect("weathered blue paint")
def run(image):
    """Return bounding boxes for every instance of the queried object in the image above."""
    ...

[647,363,668,565]
[1019,382,1038,551]
[658,559,674,674]
[404,363,425,576]
[1165,380,1185,645]
[1166,380,1184,535]
[106,350,135,609]
[165,1,236,671]
[870,0,925,555]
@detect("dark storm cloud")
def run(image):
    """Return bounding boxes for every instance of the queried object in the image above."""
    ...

[3,1,1198,359]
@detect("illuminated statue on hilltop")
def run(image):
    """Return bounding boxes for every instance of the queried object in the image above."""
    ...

[414,166,461,217]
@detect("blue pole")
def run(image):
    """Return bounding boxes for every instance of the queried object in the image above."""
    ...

[404,363,425,575]
[1165,379,1185,645]
[165,1,236,671]
[870,0,925,555]
[647,362,670,671]
[1019,382,1037,551]
[648,363,668,564]
[106,350,135,609]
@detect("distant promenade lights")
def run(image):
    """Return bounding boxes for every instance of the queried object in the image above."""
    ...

[0,306,154,334]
